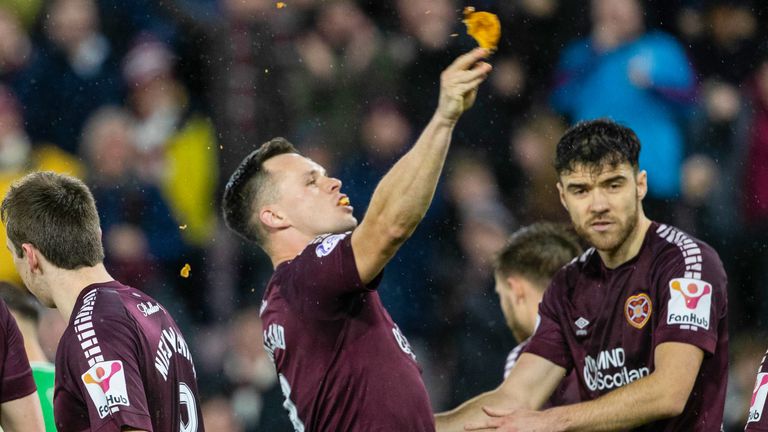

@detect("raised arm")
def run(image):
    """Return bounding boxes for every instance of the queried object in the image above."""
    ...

[436,353,566,432]
[352,48,491,284]
[0,392,45,432]
[466,342,703,432]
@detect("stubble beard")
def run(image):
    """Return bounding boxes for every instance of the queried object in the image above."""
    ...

[575,200,639,254]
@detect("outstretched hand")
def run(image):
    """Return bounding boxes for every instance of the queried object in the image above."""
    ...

[464,406,560,432]
[437,48,492,123]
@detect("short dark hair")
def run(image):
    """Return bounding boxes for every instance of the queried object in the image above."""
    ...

[1,171,104,269]
[222,137,299,245]
[494,223,582,289]
[554,119,641,176]
[0,281,40,322]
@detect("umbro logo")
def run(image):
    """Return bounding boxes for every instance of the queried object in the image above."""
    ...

[575,317,590,336]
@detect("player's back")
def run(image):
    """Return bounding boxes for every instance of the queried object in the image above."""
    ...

[55,281,203,432]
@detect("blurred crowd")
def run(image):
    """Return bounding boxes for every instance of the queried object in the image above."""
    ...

[0,0,766,430]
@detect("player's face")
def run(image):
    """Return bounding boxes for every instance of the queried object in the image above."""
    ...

[494,274,528,343]
[265,153,358,237]
[557,163,646,253]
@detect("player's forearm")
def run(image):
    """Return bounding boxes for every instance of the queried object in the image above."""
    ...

[363,114,456,242]
[544,372,685,431]
[436,388,524,432]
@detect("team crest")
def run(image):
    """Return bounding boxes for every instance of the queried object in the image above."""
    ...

[625,293,652,329]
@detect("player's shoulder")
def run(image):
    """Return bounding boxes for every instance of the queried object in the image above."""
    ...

[560,247,597,278]
[650,223,721,265]
[274,232,352,279]
[308,232,351,258]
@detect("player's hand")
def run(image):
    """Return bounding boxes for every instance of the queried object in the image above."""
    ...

[436,48,492,123]
[463,406,562,432]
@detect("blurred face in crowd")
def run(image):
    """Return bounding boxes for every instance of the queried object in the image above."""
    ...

[261,153,357,238]
[47,0,99,51]
[84,110,136,181]
[591,0,643,41]
[557,162,646,254]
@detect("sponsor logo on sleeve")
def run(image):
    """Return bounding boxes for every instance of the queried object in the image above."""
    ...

[625,294,652,329]
[749,373,768,423]
[136,301,162,317]
[666,278,712,330]
[81,360,130,418]
[315,234,346,257]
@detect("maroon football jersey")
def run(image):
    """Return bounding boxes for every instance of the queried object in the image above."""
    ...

[525,222,727,431]
[746,349,768,430]
[260,233,434,431]
[0,299,36,403]
[54,281,203,432]
[504,339,581,407]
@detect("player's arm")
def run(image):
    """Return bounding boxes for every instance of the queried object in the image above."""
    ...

[352,48,491,284]
[435,353,565,432]
[0,391,45,432]
[466,342,703,432]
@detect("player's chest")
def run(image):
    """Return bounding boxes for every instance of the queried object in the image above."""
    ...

[564,270,661,357]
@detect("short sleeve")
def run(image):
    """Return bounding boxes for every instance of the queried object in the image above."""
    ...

[280,233,383,319]
[523,272,573,371]
[0,300,36,403]
[64,309,152,431]
[653,243,727,356]
[746,352,768,431]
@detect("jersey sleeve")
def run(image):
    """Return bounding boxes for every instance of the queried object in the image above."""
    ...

[65,307,152,431]
[653,242,727,356]
[0,300,36,403]
[281,233,383,319]
[746,350,768,431]
[523,271,574,371]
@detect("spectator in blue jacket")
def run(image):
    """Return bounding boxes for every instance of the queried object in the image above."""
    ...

[550,0,695,212]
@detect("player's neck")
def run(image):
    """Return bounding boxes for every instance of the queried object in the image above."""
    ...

[51,263,115,322]
[269,230,316,268]
[598,214,651,269]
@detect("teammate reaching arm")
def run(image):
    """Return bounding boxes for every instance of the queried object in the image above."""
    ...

[464,120,727,431]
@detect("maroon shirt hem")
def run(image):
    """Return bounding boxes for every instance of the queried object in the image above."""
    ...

[92,411,153,432]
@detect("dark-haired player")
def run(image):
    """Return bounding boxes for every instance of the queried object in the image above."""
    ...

[2,172,203,432]
[221,48,491,430]
[436,223,583,432]
[465,119,727,431]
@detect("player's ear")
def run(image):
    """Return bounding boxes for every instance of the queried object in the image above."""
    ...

[636,169,648,201]
[259,206,290,230]
[21,243,40,273]
[556,181,568,211]
[506,275,526,305]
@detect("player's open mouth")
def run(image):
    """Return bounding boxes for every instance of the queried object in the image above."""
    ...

[338,196,350,207]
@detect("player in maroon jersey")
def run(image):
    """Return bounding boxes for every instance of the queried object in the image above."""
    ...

[1,172,203,432]
[0,296,45,432]
[464,119,728,431]
[221,48,491,431]
[436,223,583,431]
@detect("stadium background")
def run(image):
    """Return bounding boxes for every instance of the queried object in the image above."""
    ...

[0,0,764,429]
